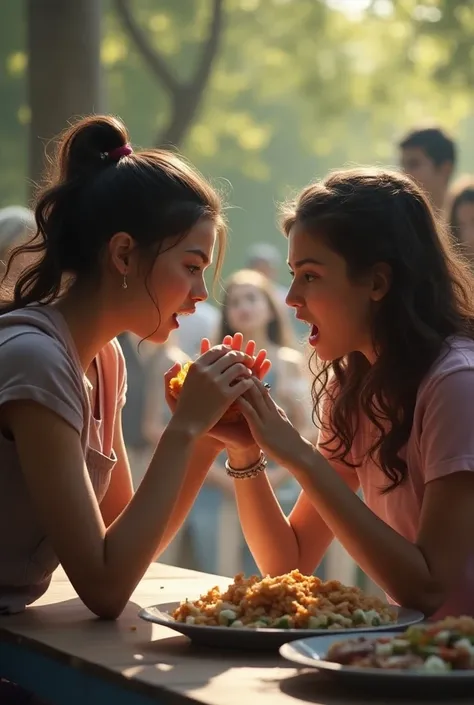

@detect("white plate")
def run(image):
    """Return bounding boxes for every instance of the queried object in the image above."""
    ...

[138,602,424,651]
[280,632,474,694]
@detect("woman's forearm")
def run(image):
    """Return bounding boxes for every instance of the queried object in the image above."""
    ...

[234,471,298,575]
[154,436,223,554]
[103,427,220,615]
[290,444,443,614]
[229,448,330,576]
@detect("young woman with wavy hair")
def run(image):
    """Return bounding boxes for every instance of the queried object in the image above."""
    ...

[224,168,474,620]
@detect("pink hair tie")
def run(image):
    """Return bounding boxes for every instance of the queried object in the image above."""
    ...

[104,144,133,162]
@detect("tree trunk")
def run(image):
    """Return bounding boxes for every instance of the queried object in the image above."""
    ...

[27,0,103,195]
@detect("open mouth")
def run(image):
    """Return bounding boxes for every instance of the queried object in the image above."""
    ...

[296,316,320,346]
[172,310,195,326]
[309,324,319,346]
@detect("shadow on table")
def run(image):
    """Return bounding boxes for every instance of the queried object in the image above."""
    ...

[2,597,156,668]
[278,669,474,703]
[129,634,295,692]
[10,597,149,629]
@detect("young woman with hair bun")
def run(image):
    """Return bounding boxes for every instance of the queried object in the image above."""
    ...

[0,114,268,620]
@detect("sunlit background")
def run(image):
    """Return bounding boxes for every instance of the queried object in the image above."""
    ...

[2,0,474,282]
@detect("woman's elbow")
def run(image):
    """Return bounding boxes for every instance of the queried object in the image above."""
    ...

[80,584,131,620]
[254,557,292,577]
[392,581,446,619]
[256,555,316,578]
[83,597,125,620]
[415,590,446,619]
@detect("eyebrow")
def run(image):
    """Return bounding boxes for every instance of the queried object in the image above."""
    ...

[186,248,210,265]
[288,257,325,269]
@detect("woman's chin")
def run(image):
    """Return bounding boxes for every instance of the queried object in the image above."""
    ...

[316,346,355,363]
[132,327,169,345]
[314,352,331,362]
[310,343,339,363]
[153,329,171,344]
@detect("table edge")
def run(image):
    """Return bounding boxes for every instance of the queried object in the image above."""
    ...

[0,626,199,705]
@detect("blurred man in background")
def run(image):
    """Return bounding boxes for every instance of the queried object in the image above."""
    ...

[399,126,456,213]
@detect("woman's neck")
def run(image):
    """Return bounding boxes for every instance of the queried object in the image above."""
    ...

[127,332,160,360]
[55,285,122,372]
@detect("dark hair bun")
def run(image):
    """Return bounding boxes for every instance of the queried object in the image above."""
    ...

[5,113,223,315]
[57,115,129,181]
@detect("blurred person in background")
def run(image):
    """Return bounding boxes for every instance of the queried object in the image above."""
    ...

[399,126,456,213]
[173,299,219,358]
[246,242,288,306]
[448,176,474,265]
[119,332,189,566]
[0,205,35,259]
[0,206,35,285]
[247,241,306,339]
[185,269,314,576]
[119,332,187,487]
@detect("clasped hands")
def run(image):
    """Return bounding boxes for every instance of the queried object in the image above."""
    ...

[164,333,309,469]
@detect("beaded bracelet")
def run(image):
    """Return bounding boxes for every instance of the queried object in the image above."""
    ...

[225,451,268,479]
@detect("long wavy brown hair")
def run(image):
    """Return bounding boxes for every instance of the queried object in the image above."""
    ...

[282,168,474,492]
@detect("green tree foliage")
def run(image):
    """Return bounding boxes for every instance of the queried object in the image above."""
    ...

[1,0,473,269]
[104,0,474,272]
[0,2,28,206]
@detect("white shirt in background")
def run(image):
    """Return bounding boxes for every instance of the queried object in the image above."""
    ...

[174,301,220,359]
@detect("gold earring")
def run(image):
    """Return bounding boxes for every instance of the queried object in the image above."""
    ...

[122,273,128,290]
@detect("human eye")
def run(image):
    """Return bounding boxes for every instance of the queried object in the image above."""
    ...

[187,265,201,275]
[304,273,317,282]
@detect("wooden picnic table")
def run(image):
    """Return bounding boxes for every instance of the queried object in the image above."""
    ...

[0,563,469,705]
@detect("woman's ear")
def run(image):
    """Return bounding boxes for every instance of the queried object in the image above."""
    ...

[370,262,392,302]
[108,232,135,275]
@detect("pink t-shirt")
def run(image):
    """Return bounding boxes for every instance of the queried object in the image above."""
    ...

[319,336,474,620]
[0,306,127,613]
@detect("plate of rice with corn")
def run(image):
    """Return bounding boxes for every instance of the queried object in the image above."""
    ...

[138,570,423,650]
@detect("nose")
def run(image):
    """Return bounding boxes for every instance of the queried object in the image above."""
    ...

[233,304,250,318]
[285,279,302,309]
[191,278,208,303]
